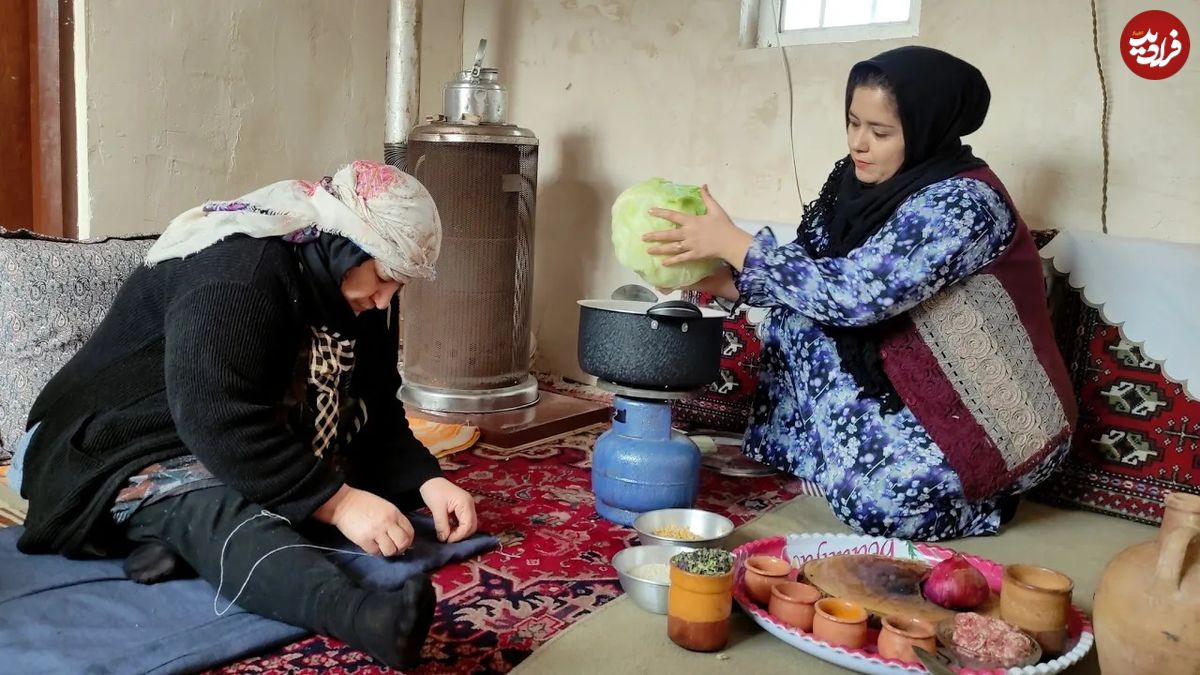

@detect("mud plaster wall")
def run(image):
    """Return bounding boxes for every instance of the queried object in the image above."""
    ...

[81,0,465,237]
[460,0,1200,381]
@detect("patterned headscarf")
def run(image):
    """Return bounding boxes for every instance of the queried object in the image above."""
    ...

[146,160,441,281]
[147,161,440,463]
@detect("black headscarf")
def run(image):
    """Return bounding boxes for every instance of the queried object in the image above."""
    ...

[802,46,992,412]
[296,232,372,334]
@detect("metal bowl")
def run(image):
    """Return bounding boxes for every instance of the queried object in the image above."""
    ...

[612,544,693,614]
[633,508,735,548]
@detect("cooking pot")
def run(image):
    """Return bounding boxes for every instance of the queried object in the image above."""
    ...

[577,299,726,390]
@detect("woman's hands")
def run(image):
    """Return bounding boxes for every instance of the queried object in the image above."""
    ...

[642,184,753,271]
[314,477,480,556]
[315,484,415,557]
[419,477,479,543]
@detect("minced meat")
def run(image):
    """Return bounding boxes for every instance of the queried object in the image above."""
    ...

[952,612,1037,666]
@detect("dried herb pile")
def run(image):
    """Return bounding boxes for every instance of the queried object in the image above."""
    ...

[671,548,733,576]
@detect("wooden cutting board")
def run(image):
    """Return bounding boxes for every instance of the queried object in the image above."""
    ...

[802,554,1000,623]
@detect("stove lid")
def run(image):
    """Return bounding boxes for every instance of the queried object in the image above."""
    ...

[409,122,538,146]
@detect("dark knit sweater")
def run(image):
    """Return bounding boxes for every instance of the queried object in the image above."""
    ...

[17,236,442,557]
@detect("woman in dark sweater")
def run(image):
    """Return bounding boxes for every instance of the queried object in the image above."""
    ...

[13,160,474,669]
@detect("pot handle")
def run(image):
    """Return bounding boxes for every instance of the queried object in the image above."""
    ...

[647,300,703,321]
[1154,525,1200,594]
[470,39,487,78]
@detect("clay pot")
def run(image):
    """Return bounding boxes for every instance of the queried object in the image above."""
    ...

[878,615,937,665]
[744,555,792,606]
[1000,564,1074,656]
[812,598,868,649]
[1094,492,1200,674]
[767,581,822,631]
[667,560,734,652]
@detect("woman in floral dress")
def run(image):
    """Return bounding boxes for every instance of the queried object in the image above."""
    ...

[644,47,1076,541]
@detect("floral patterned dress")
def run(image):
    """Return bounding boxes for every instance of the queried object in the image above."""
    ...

[734,177,1068,541]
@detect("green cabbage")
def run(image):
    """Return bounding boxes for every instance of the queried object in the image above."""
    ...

[610,178,722,290]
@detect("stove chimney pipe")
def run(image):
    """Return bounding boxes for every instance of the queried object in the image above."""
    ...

[384,0,421,169]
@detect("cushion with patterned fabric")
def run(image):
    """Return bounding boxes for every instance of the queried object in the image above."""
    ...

[0,230,157,463]
[1029,297,1200,525]
[671,290,763,433]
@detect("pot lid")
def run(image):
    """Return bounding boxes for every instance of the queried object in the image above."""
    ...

[577,299,727,319]
[454,68,501,82]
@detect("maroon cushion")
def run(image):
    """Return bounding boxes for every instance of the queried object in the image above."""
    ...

[671,291,762,433]
[1029,297,1200,525]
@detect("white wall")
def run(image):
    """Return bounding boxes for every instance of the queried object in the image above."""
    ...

[75,0,1198,383]
[459,0,1200,381]
[79,0,465,237]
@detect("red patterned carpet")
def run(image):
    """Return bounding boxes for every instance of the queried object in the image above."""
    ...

[211,425,807,674]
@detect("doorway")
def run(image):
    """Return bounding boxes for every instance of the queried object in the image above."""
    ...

[0,0,76,238]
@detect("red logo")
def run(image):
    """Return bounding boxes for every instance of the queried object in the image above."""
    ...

[1121,10,1189,80]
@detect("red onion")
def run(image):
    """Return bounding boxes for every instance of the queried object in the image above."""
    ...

[923,553,990,610]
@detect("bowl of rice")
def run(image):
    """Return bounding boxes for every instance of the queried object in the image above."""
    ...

[611,544,694,614]
[632,508,734,549]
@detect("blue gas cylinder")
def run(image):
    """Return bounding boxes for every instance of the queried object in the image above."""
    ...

[592,395,701,526]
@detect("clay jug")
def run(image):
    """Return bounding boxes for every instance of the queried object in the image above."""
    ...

[1093,492,1200,674]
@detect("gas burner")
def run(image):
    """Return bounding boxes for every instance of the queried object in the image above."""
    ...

[594,378,707,401]
[591,380,706,526]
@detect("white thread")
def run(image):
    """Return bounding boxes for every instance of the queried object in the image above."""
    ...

[494,540,521,561]
[212,509,374,616]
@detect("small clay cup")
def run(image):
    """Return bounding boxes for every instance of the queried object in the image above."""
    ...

[743,555,792,606]
[812,597,868,649]
[1001,564,1074,656]
[877,615,937,665]
[767,581,822,631]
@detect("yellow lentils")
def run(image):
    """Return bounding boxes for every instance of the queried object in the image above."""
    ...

[651,525,702,540]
